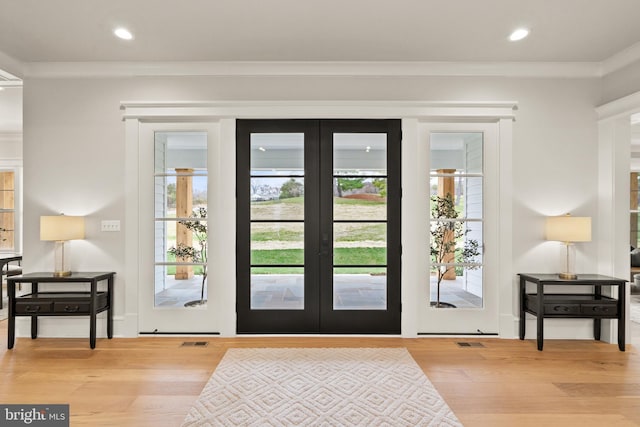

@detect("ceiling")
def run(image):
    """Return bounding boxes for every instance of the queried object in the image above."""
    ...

[1,0,640,146]
[0,0,639,65]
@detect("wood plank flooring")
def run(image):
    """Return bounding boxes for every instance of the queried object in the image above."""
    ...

[1,321,639,426]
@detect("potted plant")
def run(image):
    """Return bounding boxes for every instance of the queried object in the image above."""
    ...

[430,194,480,308]
[168,207,208,307]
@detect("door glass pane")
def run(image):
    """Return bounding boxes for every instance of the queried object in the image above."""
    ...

[249,132,306,311]
[0,171,15,250]
[429,176,483,219]
[251,267,304,310]
[251,177,304,220]
[251,133,304,173]
[429,132,483,309]
[333,223,386,265]
[155,265,207,307]
[334,178,387,221]
[251,222,304,265]
[334,267,386,310]
[154,176,208,218]
[154,131,208,308]
[430,132,483,174]
[332,133,388,311]
[430,266,483,308]
[333,133,386,175]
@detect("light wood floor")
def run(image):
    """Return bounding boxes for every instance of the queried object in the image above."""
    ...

[1,321,639,426]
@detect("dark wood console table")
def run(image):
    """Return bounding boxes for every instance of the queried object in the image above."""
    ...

[519,273,627,351]
[7,272,115,349]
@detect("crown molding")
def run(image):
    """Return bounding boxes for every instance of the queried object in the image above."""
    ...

[0,52,24,81]
[24,60,602,79]
[596,90,640,121]
[601,40,640,76]
[0,81,22,87]
[120,100,518,122]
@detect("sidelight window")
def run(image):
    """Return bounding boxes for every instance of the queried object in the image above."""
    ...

[429,133,484,308]
[153,132,208,307]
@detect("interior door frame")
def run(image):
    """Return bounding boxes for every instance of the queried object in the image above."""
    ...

[236,119,401,334]
[123,101,516,338]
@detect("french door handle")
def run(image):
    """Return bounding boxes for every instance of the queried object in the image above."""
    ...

[319,233,330,256]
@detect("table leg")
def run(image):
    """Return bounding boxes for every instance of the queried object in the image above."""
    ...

[107,276,113,339]
[537,282,544,351]
[619,283,626,351]
[8,280,15,349]
[30,283,38,339]
[519,277,526,340]
[594,285,602,340]
[89,280,96,349]
[30,316,38,339]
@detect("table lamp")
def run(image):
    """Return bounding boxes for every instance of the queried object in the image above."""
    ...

[40,214,85,277]
[545,214,591,279]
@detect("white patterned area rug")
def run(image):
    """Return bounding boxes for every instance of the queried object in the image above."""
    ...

[182,347,462,427]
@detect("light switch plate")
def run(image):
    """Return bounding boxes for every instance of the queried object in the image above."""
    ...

[101,220,120,232]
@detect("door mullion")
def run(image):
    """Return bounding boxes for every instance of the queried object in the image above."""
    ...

[318,123,335,325]
[305,120,321,330]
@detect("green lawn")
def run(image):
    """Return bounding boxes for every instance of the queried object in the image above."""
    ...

[164,196,389,275]
[334,197,385,205]
[250,224,385,242]
[251,247,386,264]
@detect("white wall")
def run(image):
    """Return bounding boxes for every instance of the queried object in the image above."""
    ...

[21,75,603,338]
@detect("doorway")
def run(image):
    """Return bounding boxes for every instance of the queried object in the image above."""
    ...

[236,119,401,333]
[630,115,640,344]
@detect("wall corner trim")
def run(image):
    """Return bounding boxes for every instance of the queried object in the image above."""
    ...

[596,90,640,121]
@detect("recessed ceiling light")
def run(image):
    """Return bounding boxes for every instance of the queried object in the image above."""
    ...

[0,87,4,91]
[509,28,529,42]
[114,27,134,40]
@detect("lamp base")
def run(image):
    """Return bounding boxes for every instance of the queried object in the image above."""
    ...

[559,272,577,280]
[53,270,72,277]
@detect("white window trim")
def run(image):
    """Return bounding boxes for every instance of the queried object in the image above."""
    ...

[123,101,516,338]
[0,164,22,254]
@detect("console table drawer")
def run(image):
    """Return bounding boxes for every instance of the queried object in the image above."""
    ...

[526,293,618,317]
[53,301,91,314]
[15,302,53,314]
[545,303,580,314]
[581,304,617,316]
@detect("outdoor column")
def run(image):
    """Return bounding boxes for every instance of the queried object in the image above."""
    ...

[438,169,456,280]
[175,168,194,279]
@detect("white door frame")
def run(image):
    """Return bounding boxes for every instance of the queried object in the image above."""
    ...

[412,122,501,334]
[122,101,516,337]
[596,90,640,344]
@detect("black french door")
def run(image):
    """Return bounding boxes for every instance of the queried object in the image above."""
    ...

[236,119,401,333]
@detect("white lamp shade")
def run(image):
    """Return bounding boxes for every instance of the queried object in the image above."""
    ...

[40,215,85,241]
[545,215,591,243]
